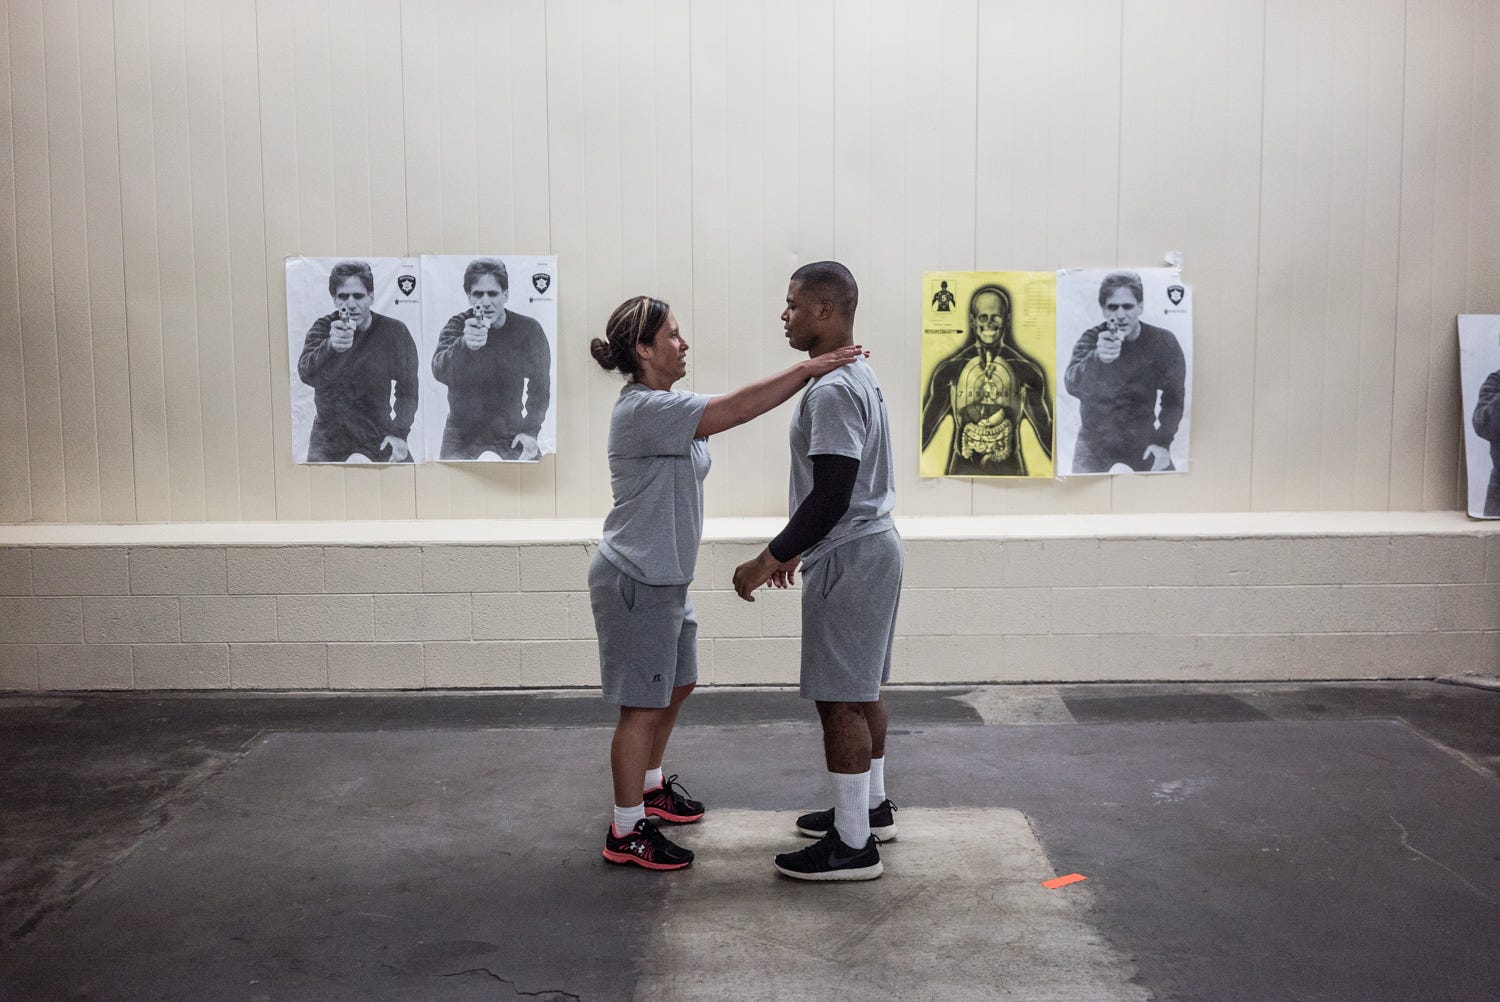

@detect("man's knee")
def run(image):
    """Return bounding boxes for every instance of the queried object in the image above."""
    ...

[815,699,870,727]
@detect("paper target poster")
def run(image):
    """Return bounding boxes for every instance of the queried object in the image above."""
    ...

[1459,314,1500,519]
[420,255,558,463]
[1055,268,1192,476]
[286,257,423,464]
[920,271,1057,478]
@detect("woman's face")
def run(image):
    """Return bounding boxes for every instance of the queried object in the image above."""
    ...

[468,273,507,324]
[639,310,689,385]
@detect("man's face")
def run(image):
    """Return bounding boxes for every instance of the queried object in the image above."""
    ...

[468,273,507,324]
[782,281,818,352]
[332,276,372,329]
[971,291,1006,347]
[1101,286,1142,336]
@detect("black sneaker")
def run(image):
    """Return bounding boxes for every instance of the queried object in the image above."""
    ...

[795,799,897,841]
[774,829,882,881]
[602,819,694,871]
[643,774,705,823]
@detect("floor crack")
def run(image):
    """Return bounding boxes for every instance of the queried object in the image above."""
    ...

[1389,816,1495,903]
[440,967,581,1000]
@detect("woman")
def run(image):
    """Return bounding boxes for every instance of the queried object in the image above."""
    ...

[589,295,864,871]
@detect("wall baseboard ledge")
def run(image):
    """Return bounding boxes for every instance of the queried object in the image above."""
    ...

[0,510,1493,547]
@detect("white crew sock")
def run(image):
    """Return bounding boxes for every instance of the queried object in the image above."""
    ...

[613,803,645,838]
[869,756,887,808]
[643,767,664,792]
[831,770,871,848]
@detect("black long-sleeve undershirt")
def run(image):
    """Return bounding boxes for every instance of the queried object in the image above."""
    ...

[768,454,859,562]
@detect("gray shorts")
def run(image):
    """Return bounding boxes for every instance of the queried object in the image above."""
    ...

[588,552,699,708]
[800,527,903,702]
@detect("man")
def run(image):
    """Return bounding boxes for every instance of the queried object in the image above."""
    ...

[733,261,901,882]
[1473,351,1500,517]
[432,258,552,461]
[931,279,956,312]
[1064,270,1185,473]
[298,260,418,463]
[920,285,1053,475]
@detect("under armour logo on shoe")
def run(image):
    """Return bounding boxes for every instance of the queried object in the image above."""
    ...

[652,674,662,682]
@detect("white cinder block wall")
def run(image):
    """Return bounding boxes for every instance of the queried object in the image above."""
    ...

[2,516,1495,692]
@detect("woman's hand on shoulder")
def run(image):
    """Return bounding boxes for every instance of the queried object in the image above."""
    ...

[803,344,867,379]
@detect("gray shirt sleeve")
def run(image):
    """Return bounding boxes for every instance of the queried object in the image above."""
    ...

[618,389,711,458]
[805,382,866,460]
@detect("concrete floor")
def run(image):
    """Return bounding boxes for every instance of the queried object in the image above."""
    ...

[2,681,1499,1001]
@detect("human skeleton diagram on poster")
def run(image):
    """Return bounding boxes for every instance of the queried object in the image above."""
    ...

[420,255,558,463]
[1055,268,1193,477]
[919,272,1057,478]
[285,257,423,465]
[1459,315,1500,519]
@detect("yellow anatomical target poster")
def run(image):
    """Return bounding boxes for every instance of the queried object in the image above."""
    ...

[919,272,1057,478]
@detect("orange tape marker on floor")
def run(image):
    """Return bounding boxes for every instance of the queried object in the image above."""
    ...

[1042,873,1087,889]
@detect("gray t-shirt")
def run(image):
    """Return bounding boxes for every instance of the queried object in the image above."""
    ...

[788,357,896,567]
[598,381,713,586]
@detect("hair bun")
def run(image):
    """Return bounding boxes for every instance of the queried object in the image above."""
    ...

[589,337,617,371]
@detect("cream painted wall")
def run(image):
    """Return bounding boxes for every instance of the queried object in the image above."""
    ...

[3,0,1499,525]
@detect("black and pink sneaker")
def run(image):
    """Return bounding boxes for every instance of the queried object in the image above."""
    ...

[643,774,705,824]
[602,818,694,871]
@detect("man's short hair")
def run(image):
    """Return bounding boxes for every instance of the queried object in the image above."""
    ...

[464,258,509,294]
[1097,270,1144,307]
[327,261,374,296]
[791,261,859,318]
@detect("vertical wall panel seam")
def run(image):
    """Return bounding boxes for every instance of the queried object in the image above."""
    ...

[212,0,243,517]
[1108,0,1126,513]
[6,4,35,520]
[542,0,557,516]
[321,1,337,247]
[320,0,349,518]
[251,0,284,515]
[1113,0,1123,266]
[144,3,172,516]
[541,0,552,263]
[1247,0,1270,509]
[1286,11,1301,508]
[1418,0,1439,506]
[967,0,979,515]
[615,1,626,323]
[1465,0,1477,311]
[1350,15,1369,500]
[969,0,978,270]
[468,0,479,255]
[37,2,68,515]
[1374,0,1405,512]
[1459,0,1480,505]
[170,0,207,521]
[366,1,378,257]
[688,0,697,304]
[1387,0,1411,509]
[397,0,411,255]
[432,0,443,253]
[64,0,104,518]
[101,0,139,518]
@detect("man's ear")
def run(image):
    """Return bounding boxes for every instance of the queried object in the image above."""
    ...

[815,297,835,321]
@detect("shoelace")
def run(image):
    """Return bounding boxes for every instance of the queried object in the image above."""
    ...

[659,774,696,804]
